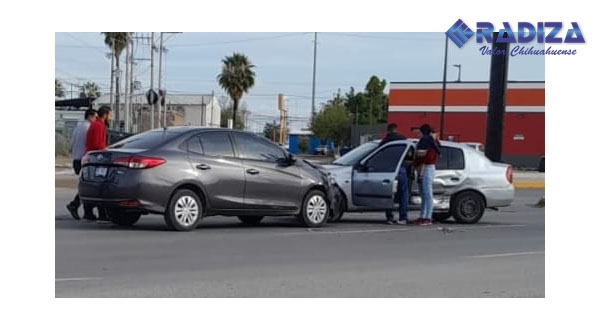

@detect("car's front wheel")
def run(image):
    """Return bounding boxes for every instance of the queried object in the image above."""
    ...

[108,210,141,227]
[238,216,264,225]
[451,191,485,224]
[165,189,203,231]
[299,190,329,227]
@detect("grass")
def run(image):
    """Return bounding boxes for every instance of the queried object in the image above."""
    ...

[55,132,70,157]
[535,197,545,208]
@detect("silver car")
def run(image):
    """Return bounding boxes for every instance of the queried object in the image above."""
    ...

[322,139,514,223]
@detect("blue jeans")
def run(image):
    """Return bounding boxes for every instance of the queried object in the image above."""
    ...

[420,165,435,219]
[385,167,409,221]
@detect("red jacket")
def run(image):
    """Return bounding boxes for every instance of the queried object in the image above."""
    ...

[85,119,107,152]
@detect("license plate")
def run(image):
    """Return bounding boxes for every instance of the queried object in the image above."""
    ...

[95,167,108,177]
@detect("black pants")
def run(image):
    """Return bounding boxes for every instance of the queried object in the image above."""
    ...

[69,160,97,217]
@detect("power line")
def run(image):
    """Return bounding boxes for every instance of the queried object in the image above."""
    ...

[168,33,311,48]
[323,32,443,41]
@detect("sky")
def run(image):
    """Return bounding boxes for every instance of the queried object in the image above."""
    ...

[55,32,545,132]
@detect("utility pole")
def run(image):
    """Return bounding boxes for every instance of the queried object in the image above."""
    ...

[158,32,164,128]
[128,38,135,132]
[124,38,131,133]
[440,35,449,140]
[311,32,318,117]
[150,32,155,130]
[485,32,510,162]
[109,39,115,109]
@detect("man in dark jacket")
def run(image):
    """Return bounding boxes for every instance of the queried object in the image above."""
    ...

[379,124,410,225]
[378,123,406,147]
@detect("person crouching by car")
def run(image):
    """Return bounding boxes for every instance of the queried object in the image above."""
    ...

[415,124,440,226]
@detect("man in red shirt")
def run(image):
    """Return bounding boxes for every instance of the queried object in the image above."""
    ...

[83,106,112,221]
[86,106,111,153]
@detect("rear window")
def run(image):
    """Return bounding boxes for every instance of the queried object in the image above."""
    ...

[109,130,177,150]
[436,147,465,170]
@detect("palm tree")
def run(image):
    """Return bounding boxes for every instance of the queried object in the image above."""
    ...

[55,79,65,98]
[102,32,130,125]
[217,53,256,129]
[79,81,102,99]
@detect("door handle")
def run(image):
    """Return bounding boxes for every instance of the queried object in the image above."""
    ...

[246,168,260,175]
[382,179,391,185]
[196,164,211,170]
[450,177,460,182]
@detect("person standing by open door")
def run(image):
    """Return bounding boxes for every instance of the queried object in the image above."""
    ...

[415,124,440,226]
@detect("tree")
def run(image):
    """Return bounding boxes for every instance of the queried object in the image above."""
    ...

[217,53,256,130]
[220,101,246,130]
[102,32,131,125]
[310,103,351,147]
[298,138,310,154]
[55,79,65,98]
[79,81,101,99]
[365,75,388,124]
[263,121,281,142]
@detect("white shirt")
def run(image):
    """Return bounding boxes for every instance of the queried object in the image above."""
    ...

[71,120,91,160]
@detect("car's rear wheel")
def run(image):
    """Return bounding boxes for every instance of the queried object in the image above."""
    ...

[298,190,329,227]
[165,189,203,231]
[238,216,264,225]
[432,212,452,223]
[108,210,141,227]
[451,191,485,224]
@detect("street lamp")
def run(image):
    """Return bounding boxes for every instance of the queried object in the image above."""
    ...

[452,64,462,82]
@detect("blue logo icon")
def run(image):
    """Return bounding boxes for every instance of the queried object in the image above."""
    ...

[446,19,474,48]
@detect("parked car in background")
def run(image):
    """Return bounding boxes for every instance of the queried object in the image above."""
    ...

[462,142,485,153]
[322,139,514,224]
[79,127,339,231]
[314,145,328,155]
[538,155,545,172]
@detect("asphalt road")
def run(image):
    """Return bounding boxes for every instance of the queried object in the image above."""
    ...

[55,187,545,297]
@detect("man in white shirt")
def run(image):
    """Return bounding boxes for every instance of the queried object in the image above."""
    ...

[66,109,97,220]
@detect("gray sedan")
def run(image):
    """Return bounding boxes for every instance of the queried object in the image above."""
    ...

[79,127,339,231]
[322,139,514,223]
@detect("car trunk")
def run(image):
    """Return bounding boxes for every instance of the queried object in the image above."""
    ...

[81,148,145,183]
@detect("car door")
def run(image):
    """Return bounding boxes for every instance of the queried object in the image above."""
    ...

[433,146,468,194]
[351,143,408,209]
[233,132,302,211]
[186,131,245,210]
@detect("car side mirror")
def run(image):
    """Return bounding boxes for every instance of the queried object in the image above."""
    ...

[278,153,296,166]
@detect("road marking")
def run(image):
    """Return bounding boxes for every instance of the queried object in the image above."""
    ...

[55,277,102,282]
[276,224,526,236]
[277,228,412,236]
[465,251,544,259]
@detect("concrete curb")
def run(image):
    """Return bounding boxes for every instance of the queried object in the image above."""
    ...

[514,181,545,189]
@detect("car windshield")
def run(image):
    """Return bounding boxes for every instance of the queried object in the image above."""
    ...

[332,141,379,166]
[109,130,178,150]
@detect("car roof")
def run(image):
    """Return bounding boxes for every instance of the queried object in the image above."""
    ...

[147,126,255,135]
[381,138,469,149]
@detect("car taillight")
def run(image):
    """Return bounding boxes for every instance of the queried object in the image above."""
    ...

[81,153,90,166]
[506,166,513,184]
[113,156,166,169]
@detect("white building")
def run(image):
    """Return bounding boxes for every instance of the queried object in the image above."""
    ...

[93,93,221,130]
